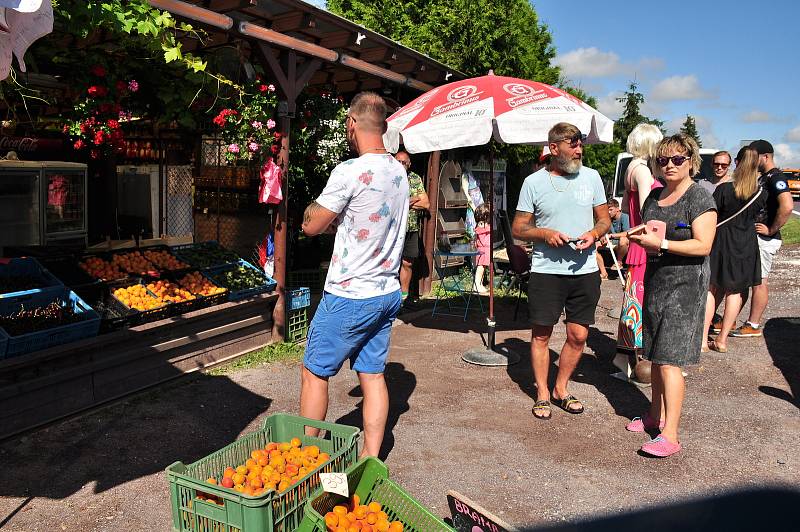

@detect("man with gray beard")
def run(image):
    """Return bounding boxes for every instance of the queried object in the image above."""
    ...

[511,122,611,420]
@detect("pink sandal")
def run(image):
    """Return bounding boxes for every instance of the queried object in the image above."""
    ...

[640,435,682,457]
[625,412,665,432]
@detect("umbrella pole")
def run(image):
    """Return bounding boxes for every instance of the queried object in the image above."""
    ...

[487,147,496,349]
[461,142,520,367]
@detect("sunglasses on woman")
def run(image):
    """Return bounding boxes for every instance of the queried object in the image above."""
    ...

[656,155,691,167]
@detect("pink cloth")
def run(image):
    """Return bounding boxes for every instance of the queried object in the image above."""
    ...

[258,158,283,204]
[625,160,662,267]
[475,225,491,266]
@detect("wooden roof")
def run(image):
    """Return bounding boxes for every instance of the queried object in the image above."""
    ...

[150,0,466,97]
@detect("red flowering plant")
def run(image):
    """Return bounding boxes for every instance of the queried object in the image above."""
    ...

[62,64,140,159]
[211,78,279,164]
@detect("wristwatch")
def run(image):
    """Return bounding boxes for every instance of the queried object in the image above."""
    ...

[660,238,669,252]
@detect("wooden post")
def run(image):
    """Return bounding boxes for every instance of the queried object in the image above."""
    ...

[256,45,322,341]
[271,116,290,341]
[420,150,441,295]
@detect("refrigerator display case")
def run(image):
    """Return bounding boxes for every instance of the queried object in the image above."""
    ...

[0,161,88,249]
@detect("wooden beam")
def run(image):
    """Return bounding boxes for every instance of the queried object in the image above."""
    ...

[270,11,316,33]
[318,30,351,49]
[422,151,442,295]
[208,0,254,12]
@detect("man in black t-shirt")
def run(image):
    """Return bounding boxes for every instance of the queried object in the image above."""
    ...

[731,139,793,338]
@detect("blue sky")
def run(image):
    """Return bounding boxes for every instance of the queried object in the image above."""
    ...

[533,0,800,166]
[309,0,800,166]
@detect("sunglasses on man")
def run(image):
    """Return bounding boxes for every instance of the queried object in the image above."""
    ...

[558,132,587,148]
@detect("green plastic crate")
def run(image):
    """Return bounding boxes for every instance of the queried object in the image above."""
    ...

[287,307,309,343]
[166,413,359,532]
[297,457,455,532]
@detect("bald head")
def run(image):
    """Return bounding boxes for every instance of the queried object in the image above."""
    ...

[348,91,388,135]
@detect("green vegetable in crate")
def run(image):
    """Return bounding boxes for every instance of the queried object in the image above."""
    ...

[220,265,269,290]
[0,275,45,295]
[177,244,239,268]
[0,301,82,335]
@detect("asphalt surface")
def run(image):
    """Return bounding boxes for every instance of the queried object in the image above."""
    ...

[0,247,798,531]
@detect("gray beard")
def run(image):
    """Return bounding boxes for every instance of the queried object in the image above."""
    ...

[555,154,582,174]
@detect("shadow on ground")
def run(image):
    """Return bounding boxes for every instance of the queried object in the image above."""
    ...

[335,362,416,461]
[762,317,800,408]
[500,328,649,420]
[0,373,269,502]
[521,486,800,532]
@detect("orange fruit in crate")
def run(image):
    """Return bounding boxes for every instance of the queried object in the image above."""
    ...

[389,522,403,532]
[333,505,348,517]
[206,477,217,485]
[374,521,390,532]
[325,512,339,528]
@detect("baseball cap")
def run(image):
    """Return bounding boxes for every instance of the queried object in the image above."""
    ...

[539,145,551,162]
[749,139,774,155]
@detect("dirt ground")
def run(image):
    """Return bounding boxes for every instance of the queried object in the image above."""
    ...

[1,246,798,531]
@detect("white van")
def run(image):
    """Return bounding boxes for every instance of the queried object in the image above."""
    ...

[611,148,719,202]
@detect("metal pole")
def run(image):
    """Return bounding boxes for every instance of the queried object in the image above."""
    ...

[487,146,496,349]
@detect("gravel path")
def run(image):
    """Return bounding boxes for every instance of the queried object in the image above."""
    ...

[1,247,798,531]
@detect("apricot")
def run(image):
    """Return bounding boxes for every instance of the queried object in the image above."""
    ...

[374,520,390,532]
[325,512,339,528]
[388,522,403,532]
[278,480,290,492]
[206,477,217,485]
[366,513,378,525]
[368,502,382,513]
[290,437,302,448]
[304,445,320,457]
[232,473,246,486]
[234,484,245,493]
[246,458,257,469]
[235,465,247,475]
[221,477,235,489]
[278,442,291,452]
[333,505,348,517]
[318,452,330,462]
[265,442,278,452]
[223,467,235,479]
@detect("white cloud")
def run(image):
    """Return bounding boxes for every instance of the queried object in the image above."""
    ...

[554,47,664,79]
[555,48,623,78]
[650,75,716,101]
[785,125,800,142]
[596,91,625,119]
[774,143,800,168]
[742,110,781,123]
[664,115,722,148]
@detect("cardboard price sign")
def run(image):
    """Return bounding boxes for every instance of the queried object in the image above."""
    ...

[447,491,517,532]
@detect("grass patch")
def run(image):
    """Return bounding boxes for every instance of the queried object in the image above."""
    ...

[207,342,305,375]
[781,216,800,245]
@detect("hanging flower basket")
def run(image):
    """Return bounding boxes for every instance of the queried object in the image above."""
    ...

[212,79,279,165]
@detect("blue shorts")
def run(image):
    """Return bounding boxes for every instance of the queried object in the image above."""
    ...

[303,291,402,377]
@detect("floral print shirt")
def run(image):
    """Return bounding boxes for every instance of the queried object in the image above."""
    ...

[316,153,409,298]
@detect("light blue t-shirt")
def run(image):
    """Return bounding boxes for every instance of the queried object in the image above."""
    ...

[516,166,607,275]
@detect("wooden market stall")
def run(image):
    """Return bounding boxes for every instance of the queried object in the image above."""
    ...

[0,0,463,439]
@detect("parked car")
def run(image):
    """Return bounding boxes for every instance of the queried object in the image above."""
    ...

[782,168,800,199]
[611,149,719,202]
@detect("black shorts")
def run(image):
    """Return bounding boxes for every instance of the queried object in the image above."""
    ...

[402,231,420,259]
[528,271,601,326]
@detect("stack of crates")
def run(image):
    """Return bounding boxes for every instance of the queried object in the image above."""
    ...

[286,287,311,343]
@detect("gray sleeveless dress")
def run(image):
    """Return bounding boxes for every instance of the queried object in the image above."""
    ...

[641,183,717,366]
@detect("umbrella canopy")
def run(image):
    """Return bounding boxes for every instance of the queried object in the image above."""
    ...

[384,72,613,154]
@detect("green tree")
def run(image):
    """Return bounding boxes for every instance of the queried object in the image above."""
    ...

[328,0,560,82]
[613,81,663,145]
[680,115,702,147]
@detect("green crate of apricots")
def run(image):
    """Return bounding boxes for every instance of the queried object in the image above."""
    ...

[297,456,454,532]
[166,413,359,532]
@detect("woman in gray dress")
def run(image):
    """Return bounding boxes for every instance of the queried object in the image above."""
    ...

[626,134,717,457]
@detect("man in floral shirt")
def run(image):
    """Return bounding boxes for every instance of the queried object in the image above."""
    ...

[300,92,408,457]
[394,151,429,302]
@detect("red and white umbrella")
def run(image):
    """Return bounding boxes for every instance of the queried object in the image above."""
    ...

[384,72,613,364]
[384,72,613,153]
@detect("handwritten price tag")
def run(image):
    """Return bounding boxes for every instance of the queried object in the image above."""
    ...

[319,472,349,497]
